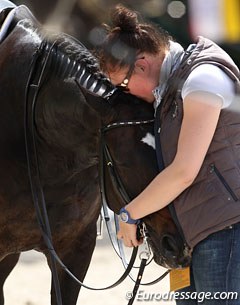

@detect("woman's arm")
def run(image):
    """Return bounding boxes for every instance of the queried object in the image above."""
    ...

[118,91,222,247]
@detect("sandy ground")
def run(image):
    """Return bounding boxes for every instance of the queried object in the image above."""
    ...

[4,227,176,305]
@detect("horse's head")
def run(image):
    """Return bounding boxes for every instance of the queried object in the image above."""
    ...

[87,91,192,269]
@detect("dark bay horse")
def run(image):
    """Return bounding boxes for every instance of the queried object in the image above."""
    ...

[0,5,191,305]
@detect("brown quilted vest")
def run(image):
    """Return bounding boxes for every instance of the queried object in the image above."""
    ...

[157,36,240,249]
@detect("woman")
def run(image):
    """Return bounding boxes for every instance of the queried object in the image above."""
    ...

[97,4,240,304]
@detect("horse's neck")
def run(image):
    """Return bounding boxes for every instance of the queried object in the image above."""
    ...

[35,80,102,172]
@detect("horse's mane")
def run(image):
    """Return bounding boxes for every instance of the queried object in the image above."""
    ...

[51,33,103,78]
[18,18,115,98]
[41,27,115,98]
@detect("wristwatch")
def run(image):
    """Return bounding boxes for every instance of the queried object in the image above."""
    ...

[119,207,140,225]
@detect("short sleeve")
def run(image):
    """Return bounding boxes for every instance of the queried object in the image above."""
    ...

[181,64,235,108]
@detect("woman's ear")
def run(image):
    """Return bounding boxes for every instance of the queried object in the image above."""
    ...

[135,57,149,74]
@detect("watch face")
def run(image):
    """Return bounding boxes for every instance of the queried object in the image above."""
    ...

[120,212,128,222]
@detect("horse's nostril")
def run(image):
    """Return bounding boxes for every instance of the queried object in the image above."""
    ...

[161,235,179,254]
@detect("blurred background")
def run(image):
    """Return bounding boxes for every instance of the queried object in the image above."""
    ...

[12,0,240,67]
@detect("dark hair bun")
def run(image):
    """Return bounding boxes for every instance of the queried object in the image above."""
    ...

[111,4,139,33]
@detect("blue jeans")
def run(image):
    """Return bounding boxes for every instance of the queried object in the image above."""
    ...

[176,222,240,305]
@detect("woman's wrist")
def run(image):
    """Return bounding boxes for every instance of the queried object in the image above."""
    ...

[119,206,140,224]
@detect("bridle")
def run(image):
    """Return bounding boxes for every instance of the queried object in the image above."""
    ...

[24,37,169,305]
[100,119,154,205]
[99,120,170,300]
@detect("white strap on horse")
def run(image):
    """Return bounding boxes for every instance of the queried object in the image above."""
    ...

[0,1,16,43]
[0,4,36,43]
[0,0,16,11]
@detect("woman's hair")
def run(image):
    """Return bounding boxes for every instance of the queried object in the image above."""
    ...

[97,4,171,72]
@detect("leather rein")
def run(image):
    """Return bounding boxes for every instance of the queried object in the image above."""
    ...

[24,38,169,305]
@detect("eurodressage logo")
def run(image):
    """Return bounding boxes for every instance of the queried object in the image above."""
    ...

[125,290,239,303]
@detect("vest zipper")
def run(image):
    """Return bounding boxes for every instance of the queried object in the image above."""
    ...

[172,100,178,118]
[210,164,238,201]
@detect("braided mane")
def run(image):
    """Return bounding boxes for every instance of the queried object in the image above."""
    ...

[45,31,115,97]
[18,17,116,99]
[53,33,104,78]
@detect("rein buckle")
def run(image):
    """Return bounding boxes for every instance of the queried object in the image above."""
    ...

[139,222,151,261]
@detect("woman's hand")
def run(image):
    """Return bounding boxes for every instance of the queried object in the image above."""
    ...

[117,221,142,247]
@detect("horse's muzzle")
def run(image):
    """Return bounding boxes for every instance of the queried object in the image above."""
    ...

[149,233,192,269]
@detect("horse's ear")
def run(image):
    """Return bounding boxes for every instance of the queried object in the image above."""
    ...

[105,89,127,105]
[87,89,131,115]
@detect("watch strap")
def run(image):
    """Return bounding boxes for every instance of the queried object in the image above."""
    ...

[119,207,140,224]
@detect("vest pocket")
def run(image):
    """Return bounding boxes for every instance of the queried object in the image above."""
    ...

[210,164,238,201]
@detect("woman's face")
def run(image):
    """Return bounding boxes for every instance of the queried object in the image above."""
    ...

[107,55,163,103]
[109,68,155,103]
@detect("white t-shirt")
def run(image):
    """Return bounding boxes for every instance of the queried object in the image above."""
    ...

[181,64,235,108]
